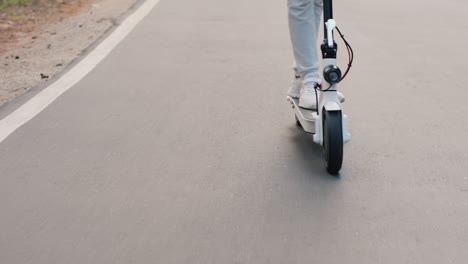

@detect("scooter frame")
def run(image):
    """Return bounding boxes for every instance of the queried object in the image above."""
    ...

[287,0,351,174]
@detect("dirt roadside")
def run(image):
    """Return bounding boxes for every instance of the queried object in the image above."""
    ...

[0,0,139,106]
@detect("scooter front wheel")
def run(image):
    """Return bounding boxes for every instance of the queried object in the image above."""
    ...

[322,110,343,174]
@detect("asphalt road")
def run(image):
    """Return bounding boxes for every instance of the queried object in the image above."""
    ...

[1,0,468,263]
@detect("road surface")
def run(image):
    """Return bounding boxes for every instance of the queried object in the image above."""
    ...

[1,0,468,263]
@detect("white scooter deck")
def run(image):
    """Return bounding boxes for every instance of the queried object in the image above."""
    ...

[287,96,318,134]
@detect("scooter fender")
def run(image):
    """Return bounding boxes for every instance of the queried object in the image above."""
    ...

[313,102,351,145]
[323,101,341,111]
[313,115,322,145]
[313,102,340,145]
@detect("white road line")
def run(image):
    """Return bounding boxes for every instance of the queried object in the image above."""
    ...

[0,0,161,143]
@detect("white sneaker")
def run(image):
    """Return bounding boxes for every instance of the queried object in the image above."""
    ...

[299,79,319,109]
[298,80,346,109]
[287,76,301,99]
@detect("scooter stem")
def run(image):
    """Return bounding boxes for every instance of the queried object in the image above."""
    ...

[323,0,333,38]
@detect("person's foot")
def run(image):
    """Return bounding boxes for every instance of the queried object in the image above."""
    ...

[288,76,346,108]
[287,76,301,99]
[298,80,346,109]
[299,79,319,109]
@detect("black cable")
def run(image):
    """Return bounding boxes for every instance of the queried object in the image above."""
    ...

[314,85,319,114]
[314,83,335,115]
[314,27,353,111]
[335,26,354,82]
[321,83,335,92]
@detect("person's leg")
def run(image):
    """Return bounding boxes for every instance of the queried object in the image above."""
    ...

[287,0,323,109]
[287,61,302,99]
[286,0,345,108]
[288,0,323,83]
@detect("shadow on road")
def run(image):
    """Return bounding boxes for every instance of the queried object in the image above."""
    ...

[287,125,342,181]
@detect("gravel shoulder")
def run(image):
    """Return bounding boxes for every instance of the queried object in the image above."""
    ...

[0,0,138,106]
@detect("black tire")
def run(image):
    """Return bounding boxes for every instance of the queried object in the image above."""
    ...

[322,110,343,174]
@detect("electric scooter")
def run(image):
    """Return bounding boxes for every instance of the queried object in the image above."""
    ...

[287,0,354,175]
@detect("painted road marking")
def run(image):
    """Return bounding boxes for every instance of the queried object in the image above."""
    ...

[0,0,161,143]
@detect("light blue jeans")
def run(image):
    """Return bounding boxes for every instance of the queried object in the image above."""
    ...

[288,0,323,83]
